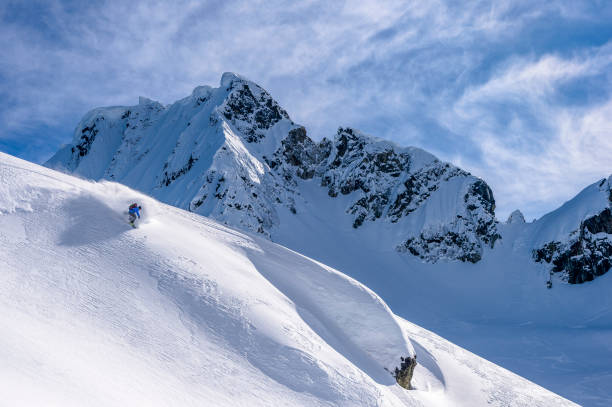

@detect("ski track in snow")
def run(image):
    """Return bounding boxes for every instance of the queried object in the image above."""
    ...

[0,152,577,406]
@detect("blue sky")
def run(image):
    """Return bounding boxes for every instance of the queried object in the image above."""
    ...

[1,0,611,220]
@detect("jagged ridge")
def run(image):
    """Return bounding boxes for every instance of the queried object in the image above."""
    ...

[47,72,500,264]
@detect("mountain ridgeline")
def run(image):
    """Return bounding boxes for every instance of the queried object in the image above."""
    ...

[532,177,612,284]
[46,73,611,283]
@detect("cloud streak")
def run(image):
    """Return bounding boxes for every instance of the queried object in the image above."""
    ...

[444,47,612,219]
[1,0,611,219]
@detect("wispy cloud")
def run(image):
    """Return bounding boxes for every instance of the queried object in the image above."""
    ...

[442,47,612,219]
[1,0,611,219]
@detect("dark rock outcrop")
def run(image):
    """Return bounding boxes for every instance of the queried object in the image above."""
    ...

[396,172,499,263]
[160,154,198,187]
[73,120,101,158]
[393,355,417,390]
[583,207,612,234]
[533,177,612,284]
[273,126,500,263]
[221,79,291,143]
[534,208,612,284]
[272,126,330,180]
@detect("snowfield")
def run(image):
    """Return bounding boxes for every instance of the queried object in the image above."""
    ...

[0,152,576,406]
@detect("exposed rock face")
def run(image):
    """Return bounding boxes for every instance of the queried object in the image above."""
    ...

[47,72,500,264]
[269,126,330,180]
[320,128,412,226]
[533,177,612,283]
[583,207,612,234]
[220,74,291,143]
[270,126,500,262]
[393,355,417,390]
[388,162,463,222]
[395,174,499,263]
[534,209,612,284]
[73,120,100,158]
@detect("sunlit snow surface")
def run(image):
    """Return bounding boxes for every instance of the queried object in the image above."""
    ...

[0,152,575,406]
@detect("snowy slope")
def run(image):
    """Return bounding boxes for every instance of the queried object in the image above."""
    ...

[269,173,612,406]
[0,152,576,406]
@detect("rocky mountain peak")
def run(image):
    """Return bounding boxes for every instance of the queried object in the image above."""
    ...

[219,74,292,143]
[46,73,502,265]
[270,125,500,262]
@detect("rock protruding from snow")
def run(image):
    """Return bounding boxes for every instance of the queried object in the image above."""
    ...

[46,73,500,264]
[533,176,612,283]
[317,128,500,263]
[396,177,500,263]
[507,209,526,224]
[394,355,418,389]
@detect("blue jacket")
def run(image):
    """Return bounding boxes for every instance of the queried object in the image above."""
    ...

[129,206,140,218]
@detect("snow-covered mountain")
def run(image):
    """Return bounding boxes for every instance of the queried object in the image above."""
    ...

[531,176,612,283]
[43,73,612,406]
[47,72,499,264]
[46,73,612,285]
[0,152,575,406]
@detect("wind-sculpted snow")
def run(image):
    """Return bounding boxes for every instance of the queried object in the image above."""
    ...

[244,239,415,381]
[46,73,499,264]
[0,152,577,406]
[532,176,612,283]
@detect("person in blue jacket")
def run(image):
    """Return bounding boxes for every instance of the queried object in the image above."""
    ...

[128,203,141,226]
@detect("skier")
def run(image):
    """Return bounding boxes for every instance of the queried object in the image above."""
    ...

[128,203,142,227]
